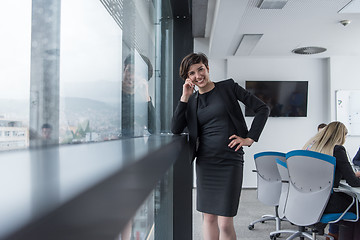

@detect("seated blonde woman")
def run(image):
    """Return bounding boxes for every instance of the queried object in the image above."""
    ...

[303,121,360,239]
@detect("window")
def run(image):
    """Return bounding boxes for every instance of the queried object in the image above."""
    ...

[0,1,31,150]
[1,0,173,150]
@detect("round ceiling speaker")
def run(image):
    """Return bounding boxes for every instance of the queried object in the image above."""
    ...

[292,46,327,55]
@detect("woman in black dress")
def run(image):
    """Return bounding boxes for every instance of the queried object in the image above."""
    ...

[171,53,269,239]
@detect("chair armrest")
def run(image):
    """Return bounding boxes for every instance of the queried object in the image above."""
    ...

[329,188,359,223]
[333,188,359,199]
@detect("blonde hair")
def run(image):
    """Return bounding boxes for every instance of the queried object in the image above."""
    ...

[302,121,348,155]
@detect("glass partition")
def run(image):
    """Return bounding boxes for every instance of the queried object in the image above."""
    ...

[115,167,174,240]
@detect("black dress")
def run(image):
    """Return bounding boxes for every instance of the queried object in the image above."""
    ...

[196,87,244,217]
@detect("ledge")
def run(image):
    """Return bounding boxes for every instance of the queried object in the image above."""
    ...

[0,134,188,240]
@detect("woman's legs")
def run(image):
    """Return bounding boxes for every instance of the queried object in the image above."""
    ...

[327,223,339,240]
[218,216,236,240]
[203,213,219,240]
[203,213,236,240]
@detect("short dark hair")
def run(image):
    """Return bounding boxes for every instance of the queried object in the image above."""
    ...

[124,54,153,81]
[42,123,52,129]
[179,52,209,81]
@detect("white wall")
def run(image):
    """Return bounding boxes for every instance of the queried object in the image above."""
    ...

[329,56,360,158]
[227,57,330,187]
[194,38,227,81]
[194,39,360,187]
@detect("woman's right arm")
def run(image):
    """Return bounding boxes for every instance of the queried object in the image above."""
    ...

[352,147,360,166]
[171,101,188,134]
[171,79,194,134]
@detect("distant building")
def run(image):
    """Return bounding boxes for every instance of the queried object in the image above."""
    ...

[0,119,29,150]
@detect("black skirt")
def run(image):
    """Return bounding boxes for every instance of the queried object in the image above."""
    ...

[196,156,244,217]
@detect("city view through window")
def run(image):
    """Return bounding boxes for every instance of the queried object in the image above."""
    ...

[0,0,171,151]
[0,1,31,151]
[1,0,175,239]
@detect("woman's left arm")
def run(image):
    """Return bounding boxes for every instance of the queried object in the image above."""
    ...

[334,145,360,187]
[233,81,270,142]
[228,135,254,151]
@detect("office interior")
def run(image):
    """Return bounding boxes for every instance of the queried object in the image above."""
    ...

[1,0,360,239]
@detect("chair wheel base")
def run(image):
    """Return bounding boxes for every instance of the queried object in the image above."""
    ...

[248,225,254,230]
[270,233,280,239]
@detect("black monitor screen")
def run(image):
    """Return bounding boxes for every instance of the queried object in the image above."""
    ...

[245,81,308,117]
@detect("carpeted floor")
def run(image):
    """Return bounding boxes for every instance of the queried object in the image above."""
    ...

[193,188,329,240]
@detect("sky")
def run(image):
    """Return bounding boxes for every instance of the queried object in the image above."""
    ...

[0,1,31,100]
[0,0,122,101]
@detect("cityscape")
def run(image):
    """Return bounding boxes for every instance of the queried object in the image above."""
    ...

[0,97,121,151]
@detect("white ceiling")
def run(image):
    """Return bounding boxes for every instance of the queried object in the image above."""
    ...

[196,0,360,58]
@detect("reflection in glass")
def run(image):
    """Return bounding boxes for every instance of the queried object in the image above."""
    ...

[117,191,155,240]
[29,0,61,148]
[30,149,60,216]
[121,52,155,137]
[0,153,32,238]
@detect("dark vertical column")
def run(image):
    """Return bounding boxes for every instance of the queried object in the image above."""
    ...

[29,0,61,147]
[173,139,193,240]
[171,1,193,239]
[172,15,193,113]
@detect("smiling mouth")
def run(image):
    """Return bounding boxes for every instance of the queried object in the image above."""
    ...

[196,78,204,84]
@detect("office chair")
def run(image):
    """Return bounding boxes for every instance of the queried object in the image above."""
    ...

[268,157,298,238]
[270,150,358,240]
[248,151,284,233]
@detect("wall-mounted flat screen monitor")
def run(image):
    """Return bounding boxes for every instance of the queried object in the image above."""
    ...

[245,81,308,117]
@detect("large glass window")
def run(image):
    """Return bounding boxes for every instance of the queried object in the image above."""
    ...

[60,0,123,144]
[0,1,31,151]
[0,0,173,150]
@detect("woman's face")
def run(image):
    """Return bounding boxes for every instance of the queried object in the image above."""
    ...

[187,62,210,89]
[122,64,135,94]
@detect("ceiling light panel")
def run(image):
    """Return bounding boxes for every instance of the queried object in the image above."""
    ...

[258,0,289,9]
[234,34,263,56]
[338,0,360,13]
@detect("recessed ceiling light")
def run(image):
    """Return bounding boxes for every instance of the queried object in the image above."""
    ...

[234,34,263,56]
[258,0,289,9]
[339,0,360,13]
[292,47,327,55]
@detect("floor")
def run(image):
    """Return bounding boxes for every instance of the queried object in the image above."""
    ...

[192,189,329,240]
